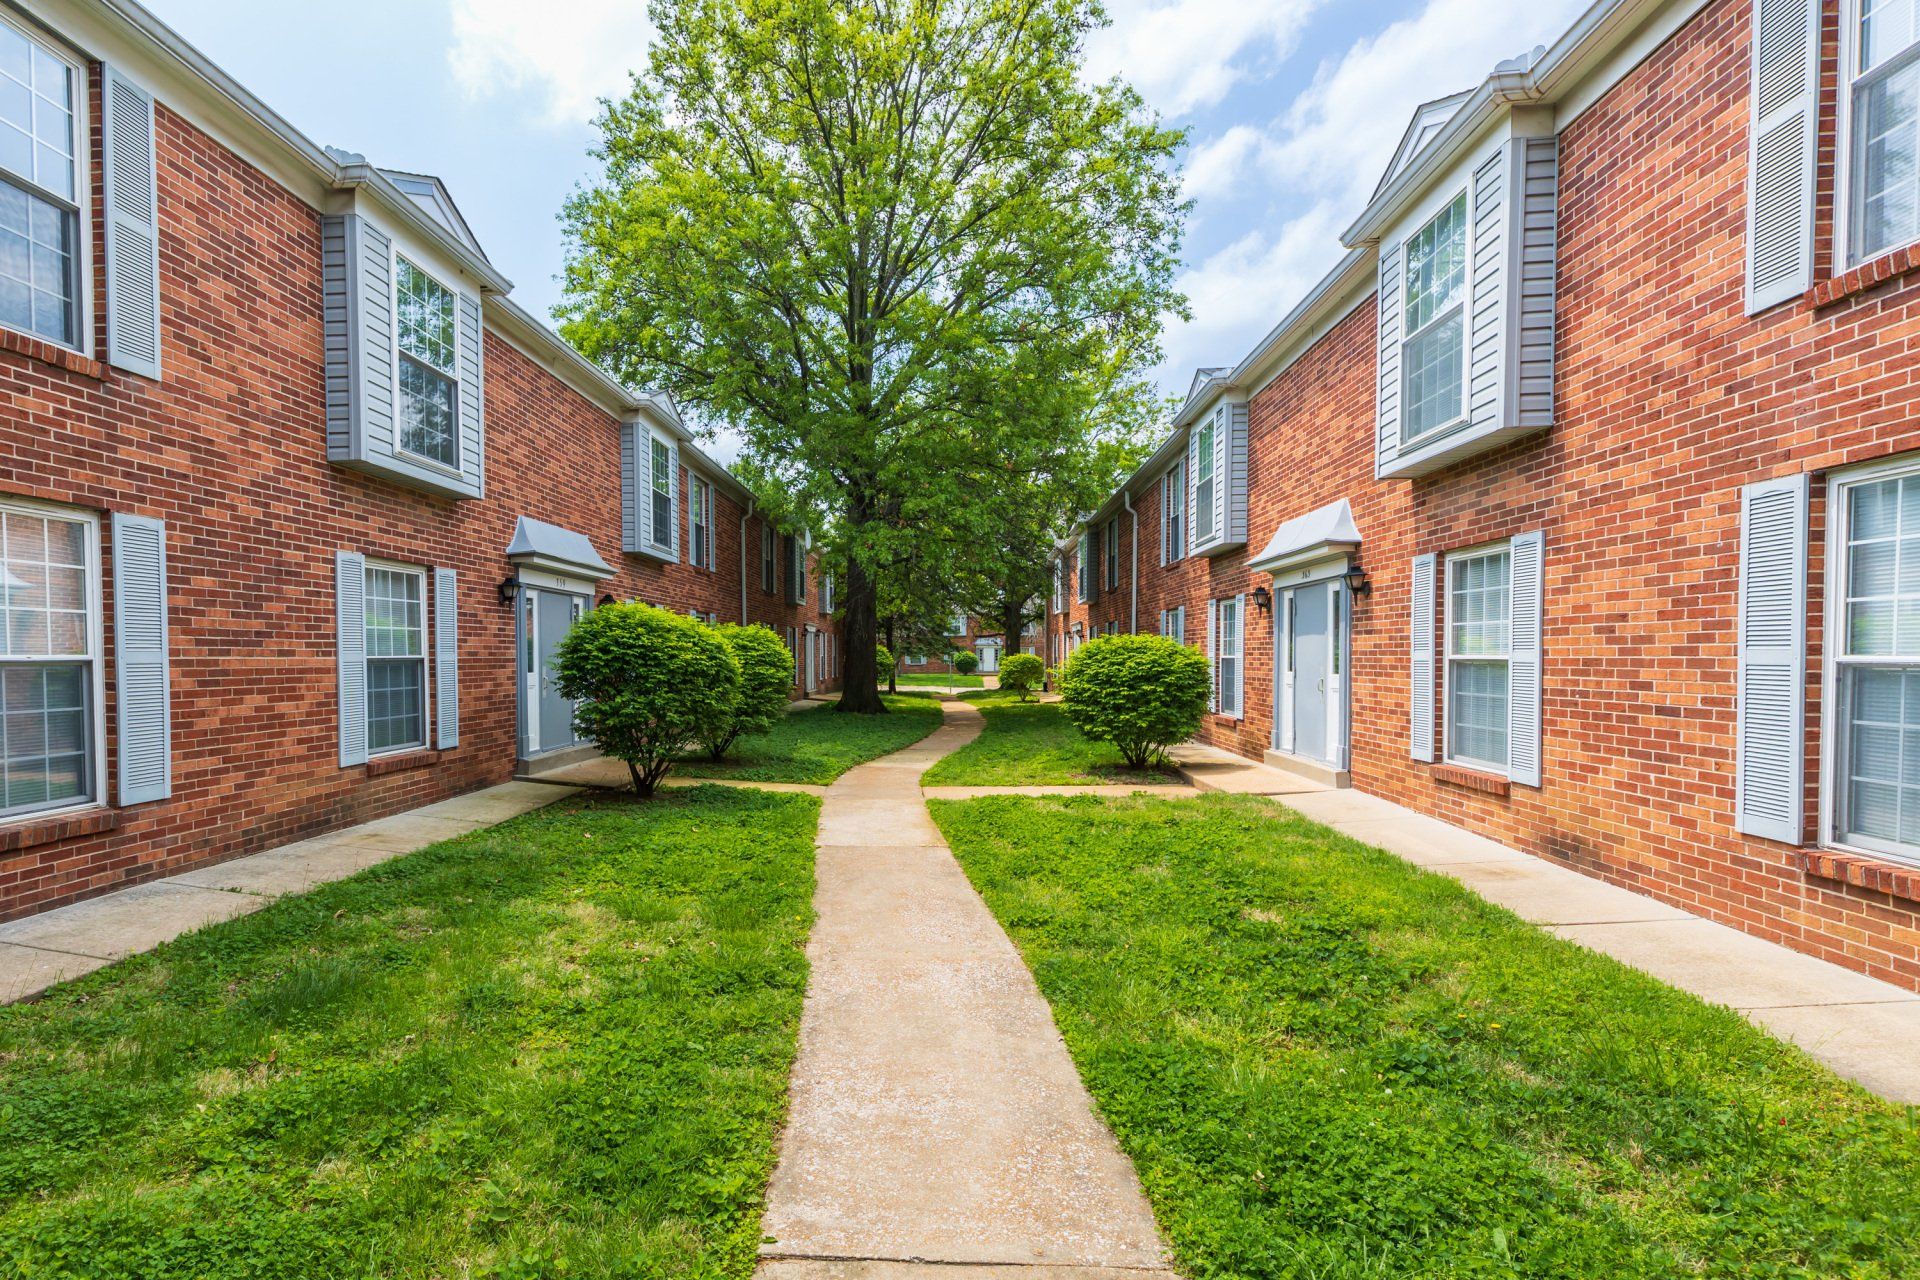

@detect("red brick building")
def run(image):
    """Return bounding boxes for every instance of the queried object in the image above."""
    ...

[0,0,833,922]
[1051,0,1920,992]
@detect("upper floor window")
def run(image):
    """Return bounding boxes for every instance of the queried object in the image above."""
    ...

[0,500,97,816]
[650,438,673,550]
[0,21,79,348]
[1193,421,1216,545]
[395,256,459,470]
[1445,545,1511,772]
[1851,0,1920,260]
[762,525,777,594]
[690,477,713,569]
[1076,533,1091,602]
[1104,519,1120,590]
[1162,457,1185,562]
[1402,192,1469,442]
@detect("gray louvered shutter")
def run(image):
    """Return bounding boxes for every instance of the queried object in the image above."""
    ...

[1376,242,1404,471]
[1508,531,1544,787]
[111,513,170,804]
[1745,0,1819,312]
[435,568,459,749]
[103,68,162,380]
[668,442,681,558]
[1186,432,1201,544]
[1735,474,1808,842]
[1410,553,1437,762]
[337,551,368,767]
[457,295,484,488]
[1208,598,1220,713]
[619,423,640,552]
[1213,411,1229,544]
[1233,593,1246,716]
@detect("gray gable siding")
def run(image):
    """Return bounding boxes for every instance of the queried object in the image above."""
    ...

[1374,243,1403,475]
[1510,136,1559,427]
[620,422,641,553]
[1468,148,1506,432]
[322,212,484,500]
[1226,401,1249,548]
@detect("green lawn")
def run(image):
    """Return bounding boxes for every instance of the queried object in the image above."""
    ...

[920,690,1179,786]
[677,694,944,784]
[888,672,985,688]
[0,787,819,1279]
[931,793,1920,1279]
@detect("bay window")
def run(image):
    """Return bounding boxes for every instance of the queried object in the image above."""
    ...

[395,256,460,469]
[1445,546,1511,771]
[0,19,80,348]
[0,501,95,816]
[364,563,427,754]
[1193,422,1216,545]
[1402,193,1469,442]
[650,438,673,550]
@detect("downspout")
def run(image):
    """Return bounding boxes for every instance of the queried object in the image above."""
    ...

[740,497,755,623]
[1123,490,1139,634]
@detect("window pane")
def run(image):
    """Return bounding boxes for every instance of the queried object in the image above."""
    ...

[1844,666,1920,851]
[367,658,425,753]
[1449,660,1510,769]
[1856,63,1920,261]
[1449,551,1510,658]
[397,356,458,468]
[363,567,424,660]
[3,509,88,660]
[1861,0,1920,74]
[0,27,71,200]
[1403,308,1465,438]
[1,660,90,815]
[395,257,457,374]
[1403,193,1468,332]
[0,179,71,344]
[1844,476,1920,657]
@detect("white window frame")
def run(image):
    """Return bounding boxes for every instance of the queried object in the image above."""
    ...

[649,436,674,551]
[362,558,431,758]
[1442,541,1512,775]
[1104,519,1120,591]
[1212,595,1243,718]
[0,14,91,357]
[1161,605,1185,643]
[1820,453,1920,867]
[1076,534,1091,603]
[762,524,777,594]
[1398,188,1474,447]
[1839,0,1920,267]
[0,496,103,821]
[1193,420,1217,546]
[389,250,465,476]
[822,574,835,613]
[689,476,713,570]
[1162,456,1186,563]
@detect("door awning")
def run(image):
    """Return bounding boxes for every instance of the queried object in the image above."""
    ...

[505,516,614,581]
[1249,499,1361,576]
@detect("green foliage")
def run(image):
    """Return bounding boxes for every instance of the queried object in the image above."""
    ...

[677,695,944,784]
[561,0,1187,712]
[996,653,1045,700]
[702,623,797,761]
[893,673,984,689]
[874,644,896,676]
[553,603,739,795]
[924,690,1170,785]
[931,793,1920,1279]
[0,788,820,1278]
[952,650,980,676]
[1059,634,1210,768]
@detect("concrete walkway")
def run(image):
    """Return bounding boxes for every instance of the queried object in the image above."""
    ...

[0,781,572,1004]
[1274,787,1920,1104]
[758,700,1173,1280]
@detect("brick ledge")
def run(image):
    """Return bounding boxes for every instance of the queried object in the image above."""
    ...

[0,327,107,379]
[365,749,440,778]
[0,808,119,855]
[1793,849,1920,904]
[1810,242,1920,310]
[1432,763,1511,797]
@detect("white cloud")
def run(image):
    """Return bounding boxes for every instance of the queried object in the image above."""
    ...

[447,0,654,126]
[1181,125,1264,202]
[1087,0,1322,116]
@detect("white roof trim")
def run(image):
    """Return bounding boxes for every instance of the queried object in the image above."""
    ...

[1249,499,1362,575]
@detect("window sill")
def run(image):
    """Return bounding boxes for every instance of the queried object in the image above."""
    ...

[1810,242,1920,310]
[1209,712,1244,728]
[0,327,106,380]
[1432,763,1511,797]
[365,749,440,778]
[1794,849,1920,905]
[0,807,119,855]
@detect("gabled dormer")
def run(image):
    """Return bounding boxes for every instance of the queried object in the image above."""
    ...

[1349,76,1559,480]
[1372,91,1470,199]
[322,155,507,501]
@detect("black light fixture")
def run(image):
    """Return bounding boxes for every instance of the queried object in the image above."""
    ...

[1251,585,1272,613]
[1344,567,1372,597]
[598,593,617,608]
[497,577,518,606]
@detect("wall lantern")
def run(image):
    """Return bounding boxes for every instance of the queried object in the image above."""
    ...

[1251,586,1272,613]
[598,594,617,608]
[1344,567,1372,598]
[497,577,518,606]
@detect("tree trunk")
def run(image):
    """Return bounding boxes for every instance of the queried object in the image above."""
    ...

[1000,595,1025,658]
[837,551,887,714]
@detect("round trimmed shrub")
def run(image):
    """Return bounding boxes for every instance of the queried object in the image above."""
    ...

[997,652,1045,701]
[1058,634,1210,768]
[700,622,794,760]
[553,602,740,796]
[953,650,979,676]
[875,644,896,680]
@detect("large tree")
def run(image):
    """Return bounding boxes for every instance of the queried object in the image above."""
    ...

[562,0,1185,712]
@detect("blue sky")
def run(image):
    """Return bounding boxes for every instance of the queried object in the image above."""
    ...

[148,0,1589,454]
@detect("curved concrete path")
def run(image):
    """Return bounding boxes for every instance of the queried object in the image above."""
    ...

[758,700,1174,1280]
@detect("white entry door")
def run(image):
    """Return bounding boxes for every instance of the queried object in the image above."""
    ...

[1277,579,1347,769]
[977,641,1000,673]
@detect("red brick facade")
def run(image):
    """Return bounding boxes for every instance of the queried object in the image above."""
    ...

[1051,0,1920,992]
[0,31,832,922]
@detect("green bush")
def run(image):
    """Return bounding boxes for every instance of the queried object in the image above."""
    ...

[554,603,740,795]
[997,652,1045,700]
[875,644,896,678]
[1058,634,1209,768]
[700,622,794,760]
[953,649,980,676]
